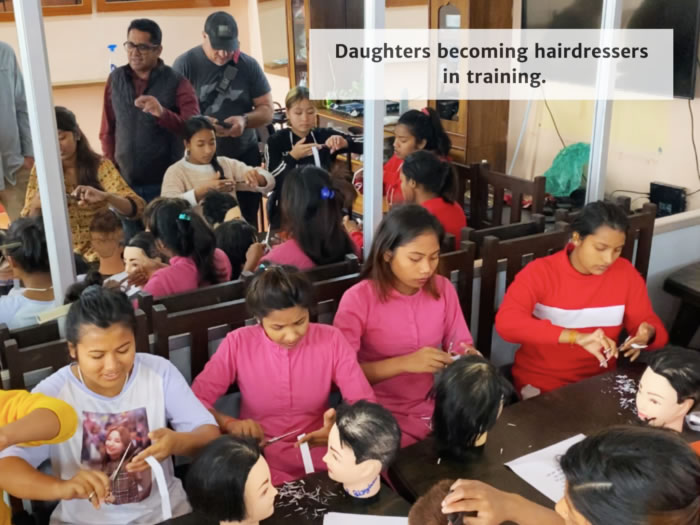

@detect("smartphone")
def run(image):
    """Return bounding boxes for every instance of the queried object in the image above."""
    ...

[218,121,233,129]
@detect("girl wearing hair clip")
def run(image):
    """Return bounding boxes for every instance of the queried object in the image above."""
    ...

[383,107,451,205]
[264,86,363,229]
[141,199,232,298]
[253,166,357,270]
[192,265,375,485]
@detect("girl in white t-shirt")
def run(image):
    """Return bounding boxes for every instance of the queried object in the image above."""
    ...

[0,217,55,329]
[0,285,219,525]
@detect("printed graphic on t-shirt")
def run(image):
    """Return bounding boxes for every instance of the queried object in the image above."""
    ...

[81,408,152,505]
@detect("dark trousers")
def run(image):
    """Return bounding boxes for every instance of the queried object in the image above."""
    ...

[235,147,262,228]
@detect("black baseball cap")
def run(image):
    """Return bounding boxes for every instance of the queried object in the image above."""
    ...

[204,11,239,52]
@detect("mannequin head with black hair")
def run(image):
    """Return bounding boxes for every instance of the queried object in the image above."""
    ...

[636,346,700,432]
[3,217,54,302]
[431,356,513,460]
[323,401,401,499]
[556,426,700,525]
[186,435,277,525]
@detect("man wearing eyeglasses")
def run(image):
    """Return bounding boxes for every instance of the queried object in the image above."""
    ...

[174,11,273,227]
[100,18,200,221]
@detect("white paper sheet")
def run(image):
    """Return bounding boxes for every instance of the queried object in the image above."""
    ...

[323,513,408,525]
[505,433,586,502]
[145,455,172,522]
[297,433,316,474]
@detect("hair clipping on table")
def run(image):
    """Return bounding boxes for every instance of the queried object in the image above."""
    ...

[320,187,335,200]
[421,107,430,116]
[177,212,191,222]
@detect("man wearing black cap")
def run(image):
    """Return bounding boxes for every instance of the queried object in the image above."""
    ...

[174,11,273,226]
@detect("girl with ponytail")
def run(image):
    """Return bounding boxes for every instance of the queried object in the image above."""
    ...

[161,116,274,221]
[0,217,56,328]
[383,107,452,204]
[257,166,357,269]
[143,199,232,298]
[400,150,466,248]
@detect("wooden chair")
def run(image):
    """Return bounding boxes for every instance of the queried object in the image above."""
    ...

[151,299,250,380]
[303,254,360,282]
[554,195,632,222]
[310,273,362,324]
[4,311,150,390]
[461,162,546,229]
[461,214,546,259]
[477,223,572,356]
[452,161,478,213]
[441,233,456,253]
[0,320,60,370]
[438,241,476,327]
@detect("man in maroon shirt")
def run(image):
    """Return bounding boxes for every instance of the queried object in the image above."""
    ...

[100,18,200,222]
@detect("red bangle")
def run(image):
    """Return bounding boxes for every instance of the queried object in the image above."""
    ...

[221,417,238,433]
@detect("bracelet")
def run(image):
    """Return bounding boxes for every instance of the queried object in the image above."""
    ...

[568,330,578,346]
[221,417,238,433]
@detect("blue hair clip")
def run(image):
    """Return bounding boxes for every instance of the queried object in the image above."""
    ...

[178,212,191,221]
[321,187,335,200]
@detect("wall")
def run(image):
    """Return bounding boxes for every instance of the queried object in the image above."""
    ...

[508,0,700,211]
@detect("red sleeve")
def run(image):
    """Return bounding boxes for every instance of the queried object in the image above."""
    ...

[622,266,669,350]
[99,78,116,162]
[495,261,564,345]
[156,77,201,135]
[350,231,364,254]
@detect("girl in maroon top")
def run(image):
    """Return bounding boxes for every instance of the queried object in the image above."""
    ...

[400,150,466,249]
[383,108,451,205]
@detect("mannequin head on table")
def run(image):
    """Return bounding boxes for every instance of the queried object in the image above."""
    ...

[323,401,401,499]
[90,209,125,275]
[636,347,700,432]
[556,426,700,525]
[409,479,464,525]
[431,355,513,460]
[186,435,278,525]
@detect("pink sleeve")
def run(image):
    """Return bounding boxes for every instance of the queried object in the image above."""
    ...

[142,269,171,299]
[191,333,238,410]
[440,276,473,349]
[332,285,367,352]
[214,248,233,282]
[331,329,376,403]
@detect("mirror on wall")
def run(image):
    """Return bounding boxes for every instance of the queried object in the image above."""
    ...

[258,0,291,82]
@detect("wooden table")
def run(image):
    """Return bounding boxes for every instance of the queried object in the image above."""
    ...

[388,363,700,507]
[159,472,410,525]
[664,261,700,346]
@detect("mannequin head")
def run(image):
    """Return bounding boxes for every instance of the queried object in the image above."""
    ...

[636,347,700,432]
[90,209,125,274]
[431,356,513,460]
[556,426,700,525]
[323,401,401,499]
[408,479,462,525]
[186,436,278,525]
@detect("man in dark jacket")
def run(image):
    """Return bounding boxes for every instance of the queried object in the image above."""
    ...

[174,12,273,226]
[100,18,200,210]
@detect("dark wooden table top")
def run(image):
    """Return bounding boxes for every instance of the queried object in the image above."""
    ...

[388,363,700,507]
[159,472,410,525]
[664,261,700,305]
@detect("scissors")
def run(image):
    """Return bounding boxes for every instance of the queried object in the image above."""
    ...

[265,428,301,445]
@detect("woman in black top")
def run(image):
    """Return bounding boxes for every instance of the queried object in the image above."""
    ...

[264,86,363,228]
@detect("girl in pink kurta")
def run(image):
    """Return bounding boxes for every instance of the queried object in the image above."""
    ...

[143,200,232,298]
[192,265,375,485]
[334,205,474,448]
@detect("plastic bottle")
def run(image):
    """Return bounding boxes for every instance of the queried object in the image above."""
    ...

[107,44,117,74]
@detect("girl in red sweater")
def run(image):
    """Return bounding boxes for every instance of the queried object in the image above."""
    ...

[383,108,451,205]
[495,201,668,396]
[400,150,466,249]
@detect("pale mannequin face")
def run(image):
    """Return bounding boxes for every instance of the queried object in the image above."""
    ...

[322,424,381,489]
[287,99,317,137]
[124,246,156,276]
[636,367,694,431]
[238,456,277,523]
[385,232,440,295]
[260,306,309,349]
[555,493,591,525]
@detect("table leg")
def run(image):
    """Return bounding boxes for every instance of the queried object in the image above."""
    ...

[669,300,700,347]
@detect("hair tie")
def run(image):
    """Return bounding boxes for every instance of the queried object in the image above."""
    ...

[320,187,335,200]
[177,212,191,222]
[421,107,430,116]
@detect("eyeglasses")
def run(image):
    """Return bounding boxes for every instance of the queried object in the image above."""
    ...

[123,41,159,53]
